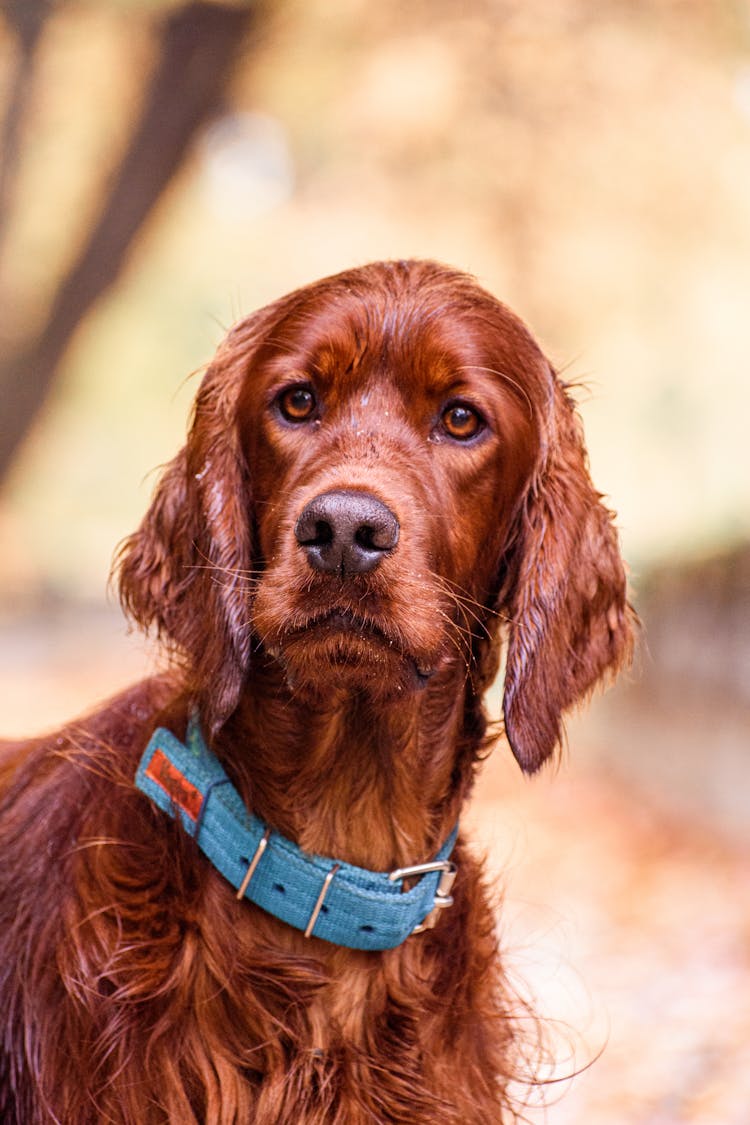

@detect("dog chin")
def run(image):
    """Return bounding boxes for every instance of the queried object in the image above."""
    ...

[273,628,435,700]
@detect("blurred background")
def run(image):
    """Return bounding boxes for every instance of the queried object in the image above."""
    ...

[1,0,748,1120]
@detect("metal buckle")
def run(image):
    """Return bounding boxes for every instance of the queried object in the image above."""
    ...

[388,858,457,934]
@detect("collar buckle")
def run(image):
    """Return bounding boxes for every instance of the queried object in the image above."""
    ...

[388,858,457,934]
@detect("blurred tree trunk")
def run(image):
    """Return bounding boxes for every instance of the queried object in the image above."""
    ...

[0,1,257,483]
[0,0,54,259]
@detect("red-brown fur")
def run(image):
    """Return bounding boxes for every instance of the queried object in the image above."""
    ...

[0,260,634,1122]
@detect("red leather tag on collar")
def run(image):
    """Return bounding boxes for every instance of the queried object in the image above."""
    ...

[145,748,202,821]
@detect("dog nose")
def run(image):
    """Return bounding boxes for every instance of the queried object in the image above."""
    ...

[294,490,399,577]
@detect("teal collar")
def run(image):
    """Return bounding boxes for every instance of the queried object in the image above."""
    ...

[135,717,458,951]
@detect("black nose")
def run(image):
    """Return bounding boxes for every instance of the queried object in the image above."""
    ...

[294,489,400,577]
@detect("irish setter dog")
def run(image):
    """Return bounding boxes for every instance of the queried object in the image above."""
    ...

[0,260,633,1123]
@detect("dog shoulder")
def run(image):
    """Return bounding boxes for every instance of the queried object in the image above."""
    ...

[0,674,184,904]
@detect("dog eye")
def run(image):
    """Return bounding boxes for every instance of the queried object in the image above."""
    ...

[278,385,317,423]
[440,403,484,441]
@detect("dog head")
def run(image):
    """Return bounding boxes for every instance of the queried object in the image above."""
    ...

[117,260,633,772]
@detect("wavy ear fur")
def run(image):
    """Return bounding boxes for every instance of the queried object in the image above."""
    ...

[115,314,274,734]
[500,376,635,774]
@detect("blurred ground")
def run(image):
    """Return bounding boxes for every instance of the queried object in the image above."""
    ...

[471,754,750,1124]
[2,606,748,1124]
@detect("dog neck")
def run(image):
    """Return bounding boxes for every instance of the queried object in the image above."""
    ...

[217,652,478,873]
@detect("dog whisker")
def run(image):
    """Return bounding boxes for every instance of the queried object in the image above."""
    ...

[457,363,535,420]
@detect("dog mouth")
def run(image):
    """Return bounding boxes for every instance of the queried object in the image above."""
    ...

[279,607,436,684]
[293,607,390,640]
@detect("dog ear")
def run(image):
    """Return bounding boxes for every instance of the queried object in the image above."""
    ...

[115,313,277,733]
[499,375,635,774]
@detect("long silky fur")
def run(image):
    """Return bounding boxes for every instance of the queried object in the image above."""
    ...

[0,683,535,1124]
[0,260,634,1123]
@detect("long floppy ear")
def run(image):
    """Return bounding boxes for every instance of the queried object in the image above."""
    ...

[115,313,275,733]
[500,375,635,774]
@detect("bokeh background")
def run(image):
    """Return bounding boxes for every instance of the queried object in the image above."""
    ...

[1,1,749,1120]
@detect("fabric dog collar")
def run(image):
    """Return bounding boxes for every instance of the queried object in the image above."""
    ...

[135,717,458,952]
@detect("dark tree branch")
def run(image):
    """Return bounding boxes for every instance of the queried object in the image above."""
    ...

[0,0,55,260]
[0,1,257,482]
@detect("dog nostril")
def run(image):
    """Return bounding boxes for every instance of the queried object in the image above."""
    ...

[315,520,334,545]
[355,525,377,551]
[355,521,397,552]
[295,516,333,547]
[300,520,332,547]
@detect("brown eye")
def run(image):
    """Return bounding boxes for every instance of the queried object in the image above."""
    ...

[441,403,483,441]
[278,385,316,423]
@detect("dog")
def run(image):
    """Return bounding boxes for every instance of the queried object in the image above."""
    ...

[0,260,633,1123]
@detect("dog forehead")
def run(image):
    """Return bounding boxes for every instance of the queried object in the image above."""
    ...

[234,262,550,438]
[254,293,513,397]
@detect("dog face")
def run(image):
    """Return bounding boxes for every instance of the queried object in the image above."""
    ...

[117,260,633,772]
[238,265,540,701]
